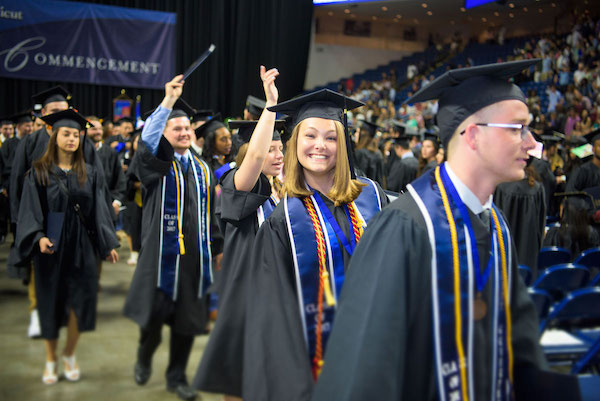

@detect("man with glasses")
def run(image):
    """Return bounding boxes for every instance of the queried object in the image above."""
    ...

[313,60,580,401]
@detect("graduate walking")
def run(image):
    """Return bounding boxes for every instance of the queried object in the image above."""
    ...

[122,75,223,401]
[193,66,284,400]
[12,109,119,385]
[243,89,388,401]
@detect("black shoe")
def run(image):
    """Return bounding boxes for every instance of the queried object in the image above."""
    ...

[167,383,198,401]
[134,362,151,385]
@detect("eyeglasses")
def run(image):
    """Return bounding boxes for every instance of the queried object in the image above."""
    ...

[460,123,532,140]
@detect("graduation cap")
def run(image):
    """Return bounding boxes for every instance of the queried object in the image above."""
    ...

[40,108,90,131]
[583,129,600,146]
[359,120,381,138]
[115,116,134,126]
[31,86,71,109]
[245,95,266,118]
[228,119,288,143]
[191,109,214,122]
[9,111,34,125]
[195,113,226,139]
[540,130,565,145]
[143,98,195,121]
[405,59,540,147]
[267,88,365,178]
[554,191,596,212]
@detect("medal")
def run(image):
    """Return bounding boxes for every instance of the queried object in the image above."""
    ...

[473,293,487,321]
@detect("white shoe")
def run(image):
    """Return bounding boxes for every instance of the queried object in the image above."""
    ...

[42,361,58,385]
[127,252,139,266]
[28,309,41,338]
[63,355,80,382]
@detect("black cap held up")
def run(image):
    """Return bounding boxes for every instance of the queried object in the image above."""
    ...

[192,109,214,122]
[143,98,196,121]
[195,113,226,139]
[31,86,71,108]
[406,59,540,147]
[40,108,90,131]
[246,96,267,118]
[228,119,287,143]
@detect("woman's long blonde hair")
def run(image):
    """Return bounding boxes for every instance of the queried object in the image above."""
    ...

[283,119,365,206]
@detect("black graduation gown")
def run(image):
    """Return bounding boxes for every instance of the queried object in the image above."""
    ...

[543,226,600,257]
[10,127,106,224]
[243,185,388,401]
[122,138,223,335]
[96,143,126,203]
[387,155,418,193]
[193,168,271,397]
[14,165,119,339]
[494,179,546,279]
[565,160,600,192]
[0,136,21,228]
[312,192,548,401]
[354,149,385,185]
[531,158,556,209]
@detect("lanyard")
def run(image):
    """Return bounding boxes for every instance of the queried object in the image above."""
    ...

[312,192,356,255]
[440,164,492,293]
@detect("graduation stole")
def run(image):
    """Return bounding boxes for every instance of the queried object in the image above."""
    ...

[408,164,514,401]
[284,177,382,380]
[214,161,236,180]
[256,195,278,227]
[158,154,213,300]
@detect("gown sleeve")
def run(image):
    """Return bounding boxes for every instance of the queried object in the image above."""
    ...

[13,170,46,264]
[219,168,270,225]
[243,212,314,401]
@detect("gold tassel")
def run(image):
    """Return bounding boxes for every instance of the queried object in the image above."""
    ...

[322,271,336,307]
[179,233,186,255]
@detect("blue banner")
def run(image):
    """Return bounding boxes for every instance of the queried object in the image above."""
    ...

[0,0,175,89]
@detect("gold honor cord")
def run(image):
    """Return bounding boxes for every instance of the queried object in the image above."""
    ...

[490,209,514,384]
[172,161,186,255]
[434,166,469,401]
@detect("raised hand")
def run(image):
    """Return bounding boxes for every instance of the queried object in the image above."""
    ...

[161,74,184,109]
[261,66,279,107]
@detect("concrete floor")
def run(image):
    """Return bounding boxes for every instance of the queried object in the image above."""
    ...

[0,236,222,401]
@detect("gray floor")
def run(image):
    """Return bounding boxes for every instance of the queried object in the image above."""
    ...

[0,236,222,401]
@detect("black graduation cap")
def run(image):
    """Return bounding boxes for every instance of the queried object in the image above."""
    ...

[405,59,540,147]
[31,86,71,108]
[391,120,420,138]
[268,88,365,179]
[228,119,287,143]
[540,130,565,145]
[359,120,381,138]
[566,135,587,147]
[9,111,34,125]
[246,95,266,117]
[554,191,596,212]
[195,113,226,139]
[40,108,90,131]
[143,98,196,121]
[191,109,214,122]
[583,129,600,146]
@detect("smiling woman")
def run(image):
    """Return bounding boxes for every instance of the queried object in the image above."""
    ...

[242,88,388,401]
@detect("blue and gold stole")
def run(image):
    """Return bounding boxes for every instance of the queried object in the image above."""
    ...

[257,195,278,227]
[284,177,382,379]
[158,153,213,300]
[408,164,514,401]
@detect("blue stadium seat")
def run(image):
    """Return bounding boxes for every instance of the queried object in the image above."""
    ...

[589,272,600,287]
[518,264,532,286]
[572,337,600,374]
[533,264,589,301]
[540,287,600,332]
[573,247,600,278]
[538,246,571,271]
[527,288,552,321]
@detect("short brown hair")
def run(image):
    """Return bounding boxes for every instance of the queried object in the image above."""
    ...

[283,120,365,206]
